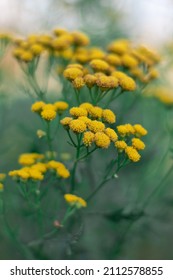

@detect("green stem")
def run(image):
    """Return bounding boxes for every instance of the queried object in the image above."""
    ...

[70,134,82,192]
[46,122,54,159]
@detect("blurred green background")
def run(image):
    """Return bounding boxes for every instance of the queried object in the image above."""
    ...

[1,0,173,260]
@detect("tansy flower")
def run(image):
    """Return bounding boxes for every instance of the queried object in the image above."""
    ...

[30,44,44,55]
[72,77,85,90]
[125,146,141,162]
[107,39,130,54]
[115,140,127,152]
[96,75,118,91]
[67,63,83,70]
[31,101,45,113]
[19,153,44,166]
[119,75,136,91]
[53,28,68,36]
[94,132,111,148]
[31,163,47,173]
[105,53,122,66]
[89,47,105,60]
[20,51,33,62]
[56,167,70,179]
[70,107,88,118]
[72,31,90,46]
[90,59,109,72]
[41,109,56,121]
[29,169,44,181]
[16,170,30,180]
[79,102,93,112]
[64,194,87,208]
[78,116,92,125]
[63,67,83,81]
[54,101,69,113]
[124,124,135,135]
[89,106,103,119]
[102,109,116,124]
[60,117,73,129]
[84,74,97,88]
[47,160,66,170]
[69,119,87,133]
[121,54,138,68]
[42,104,56,111]
[133,124,148,137]
[132,138,145,150]
[104,128,118,142]
[0,183,4,191]
[116,125,128,137]
[88,120,105,133]
[83,131,95,147]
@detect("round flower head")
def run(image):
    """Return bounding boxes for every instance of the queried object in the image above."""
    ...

[70,107,88,118]
[94,132,111,149]
[79,102,93,112]
[47,160,66,170]
[148,68,159,80]
[102,109,116,124]
[20,51,33,62]
[90,59,109,72]
[63,67,83,81]
[72,77,85,90]
[30,44,44,55]
[89,106,103,119]
[78,116,92,126]
[17,170,30,180]
[64,194,87,208]
[72,31,90,46]
[115,140,127,152]
[121,54,138,68]
[67,63,83,70]
[96,75,118,91]
[0,183,4,192]
[53,28,68,36]
[105,53,122,66]
[60,117,72,129]
[133,124,148,137]
[13,48,24,59]
[132,138,145,150]
[31,101,45,113]
[89,47,105,60]
[116,125,128,137]
[112,70,127,80]
[56,167,70,179]
[88,120,105,133]
[84,74,97,88]
[119,75,136,91]
[0,173,6,182]
[125,146,141,162]
[107,39,130,55]
[41,109,56,121]
[29,169,44,181]
[54,101,69,113]
[31,163,47,173]
[69,119,86,133]
[83,131,95,147]
[19,153,44,166]
[124,124,135,135]
[42,104,56,111]
[104,128,118,142]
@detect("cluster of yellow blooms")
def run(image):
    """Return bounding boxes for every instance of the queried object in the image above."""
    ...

[31,101,69,121]
[61,103,147,162]
[64,194,87,208]
[9,153,70,182]
[146,86,173,106]
[13,28,90,62]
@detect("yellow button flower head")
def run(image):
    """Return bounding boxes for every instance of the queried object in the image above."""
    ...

[119,75,136,91]
[125,146,141,162]
[105,128,118,142]
[124,124,135,135]
[0,173,6,182]
[105,53,122,66]
[96,75,118,91]
[30,44,44,55]
[132,138,145,150]
[121,54,138,68]
[47,160,66,170]
[0,183,4,191]
[94,132,111,149]
[52,34,73,50]
[112,70,127,80]
[88,120,105,133]
[20,50,33,62]
[54,101,69,113]
[107,39,130,55]
[63,67,83,81]
[79,102,93,112]
[84,74,97,88]
[133,124,148,137]
[115,140,127,152]
[72,77,85,90]
[148,68,159,80]
[90,59,109,72]
[29,169,44,180]
[72,31,90,46]
[13,48,24,59]
[41,109,56,121]
[31,101,45,113]
[64,194,87,208]
[70,107,88,118]
[56,167,70,179]
[67,63,83,70]
[78,116,92,126]
[83,131,95,147]
[89,106,103,119]
[88,47,105,60]
[19,153,44,166]
[53,28,68,36]
[31,163,47,173]
[69,119,87,133]
[60,117,73,129]
[102,109,116,124]
[17,169,30,180]
[117,125,128,137]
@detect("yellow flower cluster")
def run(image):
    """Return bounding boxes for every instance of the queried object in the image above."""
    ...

[31,101,68,121]
[147,87,173,107]
[64,194,87,208]
[115,123,147,162]
[9,158,70,182]
[18,153,45,166]
[0,173,6,191]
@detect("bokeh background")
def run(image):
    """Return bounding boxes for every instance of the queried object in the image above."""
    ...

[1,0,173,260]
